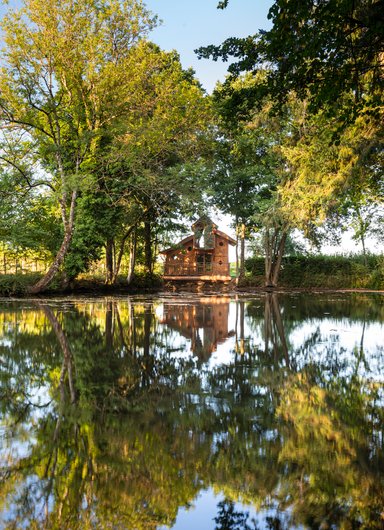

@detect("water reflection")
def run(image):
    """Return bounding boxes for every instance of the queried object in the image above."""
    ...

[0,294,383,529]
[161,297,235,362]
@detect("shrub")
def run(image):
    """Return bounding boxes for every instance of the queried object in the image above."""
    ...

[245,254,384,289]
[0,273,43,295]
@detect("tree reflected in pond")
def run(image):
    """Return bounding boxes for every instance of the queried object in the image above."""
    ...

[0,294,383,528]
[214,500,257,530]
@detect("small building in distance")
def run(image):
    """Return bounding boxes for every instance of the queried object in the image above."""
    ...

[162,216,236,281]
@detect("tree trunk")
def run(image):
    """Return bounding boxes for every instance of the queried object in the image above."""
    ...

[142,306,152,387]
[359,224,367,266]
[144,219,152,275]
[264,227,288,288]
[28,190,77,294]
[264,229,273,287]
[112,225,137,284]
[127,229,137,285]
[239,223,246,280]
[39,303,76,404]
[271,231,287,286]
[112,239,124,284]
[129,299,137,357]
[361,234,367,265]
[235,224,239,279]
[239,300,245,354]
[105,238,114,284]
[271,294,290,367]
[235,296,239,354]
[105,301,113,351]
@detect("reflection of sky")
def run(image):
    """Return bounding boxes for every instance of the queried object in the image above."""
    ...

[1,474,53,528]
[0,384,51,468]
[156,297,384,381]
[289,319,384,380]
[159,488,303,530]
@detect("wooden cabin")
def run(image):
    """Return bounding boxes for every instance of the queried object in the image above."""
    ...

[162,217,236,281]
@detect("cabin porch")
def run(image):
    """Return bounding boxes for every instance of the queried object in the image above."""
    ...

[163,262,231,281]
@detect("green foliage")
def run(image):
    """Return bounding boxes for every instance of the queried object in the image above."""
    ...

[198,0,384,122]
[246,254,384,289]
[128,271,163,289]
[0,0,212,287]
[0,273,42,295]
[64,193,122,279]
[280,108,384,232]
[0,193,62,259]
[199,0,383,271]
[208,75,287,227]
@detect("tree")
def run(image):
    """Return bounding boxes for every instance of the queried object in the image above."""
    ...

[279,105,384,242]
[198,0,384,124]
[214,500,257,530]
[0,0,157,292]
[209,74,294,286]
[98,44,212,281]
[198,1,384,256]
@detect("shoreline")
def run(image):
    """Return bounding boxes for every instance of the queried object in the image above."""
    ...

[0,284,383,299]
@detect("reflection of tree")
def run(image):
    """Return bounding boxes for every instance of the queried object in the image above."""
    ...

[214,500,257,530]
[277,372,384,529]
[264,294,290,368]
[0,296,384,529]
[40,303,76,404]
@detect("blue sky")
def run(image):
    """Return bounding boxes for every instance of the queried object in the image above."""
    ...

[144,0,273,93]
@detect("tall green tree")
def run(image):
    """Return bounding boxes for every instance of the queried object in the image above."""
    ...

[209,75,294,286]
[198,0,383,251]
[98,44,212,280]
[0,0,157,292]
[280,107,384,240]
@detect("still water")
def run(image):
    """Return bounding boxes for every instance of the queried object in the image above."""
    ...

[0,293,383,529]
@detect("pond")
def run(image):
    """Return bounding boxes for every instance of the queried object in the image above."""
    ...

[0,293,384,529]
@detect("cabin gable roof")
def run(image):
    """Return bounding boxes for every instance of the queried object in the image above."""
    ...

[161,235,194,254]
[215,230,236,246]
[191,215,218,230]
[161,228,235,254]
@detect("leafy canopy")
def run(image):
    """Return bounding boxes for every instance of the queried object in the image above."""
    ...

[197,0,384,122]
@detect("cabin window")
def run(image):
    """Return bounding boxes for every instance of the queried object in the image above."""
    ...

[196,253,212,273]
[205,254,212,272]
[196,254,204,273]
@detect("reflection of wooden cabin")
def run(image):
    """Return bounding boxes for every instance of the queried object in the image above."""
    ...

[161,297,234,362]
[162,217,236,281]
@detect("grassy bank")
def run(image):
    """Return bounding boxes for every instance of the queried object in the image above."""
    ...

[0,272,163,296]
[245,254,384,290]
[1,255,384,295]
